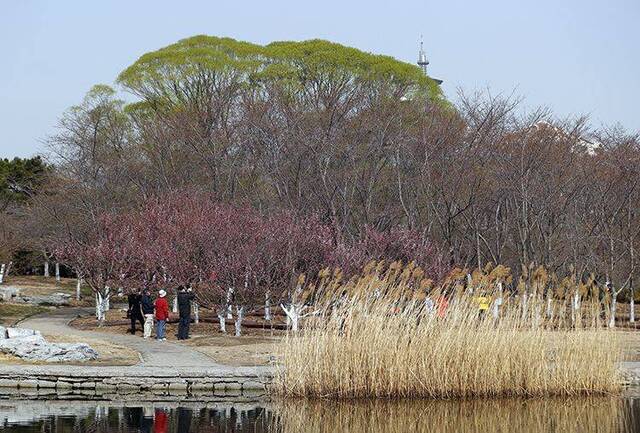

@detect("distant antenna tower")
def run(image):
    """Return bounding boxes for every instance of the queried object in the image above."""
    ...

[417,35,443,85]
[417,35,429,75]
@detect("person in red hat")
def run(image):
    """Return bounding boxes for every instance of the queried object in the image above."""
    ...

[155,290,170,341]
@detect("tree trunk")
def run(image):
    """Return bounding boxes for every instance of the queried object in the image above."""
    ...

[492,282,503,320]
[546,296,553,319]
[264,291,271,321]
[234,306,244,337]
[0,263,5,285]
[521,292,528,320]
[193,302,199,324]
[44,261,49,278]
[104,287,111,311]
[217,313,226,333]
[573,289,581,327]
[631,285,636,323]
[226,287,234,319]
[609,293,617,328]
[282,303,302,332]
[172,296,178,313]
[76,277,82,300]
[55,262,61,283]
[533,300,542,328]
[95,292,108,323]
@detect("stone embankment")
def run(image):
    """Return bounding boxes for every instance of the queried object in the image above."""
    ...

[0,365,273,399]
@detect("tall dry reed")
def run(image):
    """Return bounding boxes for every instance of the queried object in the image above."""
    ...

[274,262,623,398]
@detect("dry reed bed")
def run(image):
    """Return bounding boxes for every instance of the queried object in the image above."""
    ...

[275,263,623,399]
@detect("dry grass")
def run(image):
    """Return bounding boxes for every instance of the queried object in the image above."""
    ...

[272,396,629,433]
[274,263,624,399]
[0,303,50,326]
[184,335,280,366]
[4,276,88,296]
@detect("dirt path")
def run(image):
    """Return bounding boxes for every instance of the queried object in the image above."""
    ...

[18,308,223,368]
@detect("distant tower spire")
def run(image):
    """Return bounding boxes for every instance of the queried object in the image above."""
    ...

[417,35,429,75]
[416,35,443,85]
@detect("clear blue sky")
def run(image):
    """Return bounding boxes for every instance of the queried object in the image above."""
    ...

[1,0,639,158]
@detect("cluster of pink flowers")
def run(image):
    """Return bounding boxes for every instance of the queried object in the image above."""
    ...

[54,191,447,307]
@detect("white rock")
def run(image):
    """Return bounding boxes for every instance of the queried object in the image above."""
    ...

[0,328,98,362]
[6,328,39,339]
[0,326,7,339]
[0,287,20,301]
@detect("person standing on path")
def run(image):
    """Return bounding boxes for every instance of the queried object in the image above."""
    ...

[141,289,155,339]
[128,289,145,335]
[155,290,169,341]
[177,285,195,340]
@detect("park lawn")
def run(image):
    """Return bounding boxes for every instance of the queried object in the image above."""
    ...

[182,334,282,367]
[3,275,93,300]
[0,303,50,326]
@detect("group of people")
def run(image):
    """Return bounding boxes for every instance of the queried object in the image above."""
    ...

[127,286,196,340]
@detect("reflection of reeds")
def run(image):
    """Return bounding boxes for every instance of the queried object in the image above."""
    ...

[275,263,623,398]
[271,397,629,433]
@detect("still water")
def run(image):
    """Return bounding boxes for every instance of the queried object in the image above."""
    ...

[1,396,640,433]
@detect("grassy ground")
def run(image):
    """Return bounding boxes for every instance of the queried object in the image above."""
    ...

[0,303,50,326]
[3,275,96,305]
[184,334,281,366]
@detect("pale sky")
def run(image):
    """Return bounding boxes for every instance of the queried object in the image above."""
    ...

[1,0,639,158]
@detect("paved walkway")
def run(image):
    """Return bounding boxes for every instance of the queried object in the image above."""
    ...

[19,308,224,368]
[0,308,274,388]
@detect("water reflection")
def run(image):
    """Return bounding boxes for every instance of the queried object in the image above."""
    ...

[0,396,638,433]
[273,397,637,433]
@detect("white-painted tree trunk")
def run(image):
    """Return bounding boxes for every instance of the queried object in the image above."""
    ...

[264,291,271,321]
[492,282,503,320]
[630,284,636,323]
[217,313,227,333]
[533,301,543,328]
[44,261,49,278]
[55,262,61,282]
[0,263,5,285]
[172,296,178,313]
[95,292,109,323]
[76,277,82,300]
[104,287,111,311]
[571,289,581,327]
[226,287,234,319]
[95,293,102,320]
[281,303,303,332]
[193,302,199,324]
[609,294,617,328]
[234,306,244,337]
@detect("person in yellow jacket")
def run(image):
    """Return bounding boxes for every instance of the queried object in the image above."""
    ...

[475,292,490,319]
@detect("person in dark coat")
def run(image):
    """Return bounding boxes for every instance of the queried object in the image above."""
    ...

[177,285,195,340]
[128,289,144,335]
